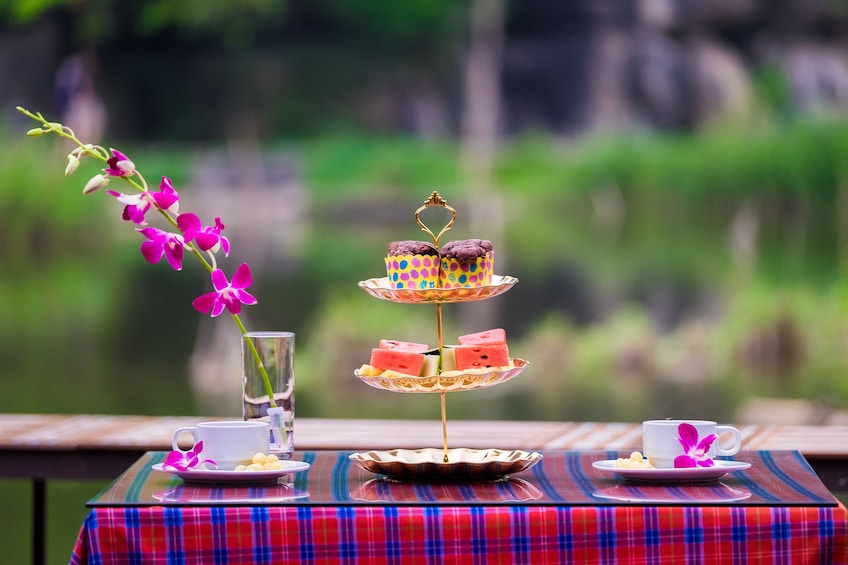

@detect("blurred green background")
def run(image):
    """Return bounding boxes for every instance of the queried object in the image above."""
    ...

[4,0,848,562]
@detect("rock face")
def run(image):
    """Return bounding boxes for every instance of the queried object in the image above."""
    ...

[500,0,848,136]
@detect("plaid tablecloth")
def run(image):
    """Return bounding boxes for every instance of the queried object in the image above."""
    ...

[69,450,848,564]
[71,504,845,564]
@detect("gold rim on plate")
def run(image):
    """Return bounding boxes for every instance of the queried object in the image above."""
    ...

[357,275,518,304]
[355,358,528,393]
[349,448,543,481]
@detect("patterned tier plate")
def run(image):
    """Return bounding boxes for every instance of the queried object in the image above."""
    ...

[349,448,543,481]
[356,358,528,393]
[357,275,518,304]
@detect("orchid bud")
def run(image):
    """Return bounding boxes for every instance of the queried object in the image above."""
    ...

[26,128,44,137]
[71,145,87,157]
[83,173,110,194]
[65,154,80,176]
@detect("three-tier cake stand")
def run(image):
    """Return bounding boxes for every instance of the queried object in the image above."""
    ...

[350,192,542,481]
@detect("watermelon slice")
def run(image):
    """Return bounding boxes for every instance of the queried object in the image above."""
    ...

[369,348,426,376]
[457,328,506,346]
[379,339,430,352]
[454,344,510,370]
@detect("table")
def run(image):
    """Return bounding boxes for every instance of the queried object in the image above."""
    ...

[70,450,848,564]
[2,414,848,564]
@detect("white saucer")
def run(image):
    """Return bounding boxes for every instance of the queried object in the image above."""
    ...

[152,460,310,485]
[592,460,751,483]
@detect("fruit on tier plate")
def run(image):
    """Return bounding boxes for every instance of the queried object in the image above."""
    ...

[362,328,512,378]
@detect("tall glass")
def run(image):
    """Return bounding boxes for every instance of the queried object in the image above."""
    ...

[242,331,295,458]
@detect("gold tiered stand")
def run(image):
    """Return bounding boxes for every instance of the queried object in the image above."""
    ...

[352,192,540,480]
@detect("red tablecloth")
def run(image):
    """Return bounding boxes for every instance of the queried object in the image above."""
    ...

[69,450,848,564]
[71,504,846,564]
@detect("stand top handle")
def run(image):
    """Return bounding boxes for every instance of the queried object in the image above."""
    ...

[414,191,457,248]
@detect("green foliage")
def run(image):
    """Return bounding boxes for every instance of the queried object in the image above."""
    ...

[319,0,468,44]
[1,0,466,48]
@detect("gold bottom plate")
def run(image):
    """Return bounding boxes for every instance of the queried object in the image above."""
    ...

[349,448,543,481]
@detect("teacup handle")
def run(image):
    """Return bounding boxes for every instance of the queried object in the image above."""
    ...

[171,426,198,451]
[714,425,742,456]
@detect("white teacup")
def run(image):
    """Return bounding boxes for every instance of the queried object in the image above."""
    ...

[171,420,270,470]
[643,419,742,469]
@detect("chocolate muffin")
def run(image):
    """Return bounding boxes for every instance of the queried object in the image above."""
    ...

[388,240,438,257]
[385,240,440,289]
[439,239,494,288]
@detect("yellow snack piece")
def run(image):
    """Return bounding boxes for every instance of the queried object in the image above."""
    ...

[233,452,287,471]
[614,451,654,469]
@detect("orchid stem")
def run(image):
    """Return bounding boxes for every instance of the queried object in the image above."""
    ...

[232,314,278,409]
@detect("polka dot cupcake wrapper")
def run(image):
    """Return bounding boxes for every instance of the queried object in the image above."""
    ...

[439,255,494,288]
[385,255,439,289]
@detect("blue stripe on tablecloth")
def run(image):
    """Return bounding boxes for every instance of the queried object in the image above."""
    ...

[566,451,620,501]
[414,483,438,502]
[470,506,487,560]
[164,506,186,565]
[423,506,443,559]
[510,506,530,564]
[528,452,562,501]
[122,508,144,565]
[598,506,616,562]
[760,450,832,503]
[336,505,357,562]
[817,507,836,558]
[250,506,271,564]
[457,483,476,502]
[496,479,521,502]
[84,512,101,562]
[297,506,315,562]
[683,507,703,564]
[730,507,747,565]
[644,506,662,565]
[332,452,353,502]
[210,507,228,565]
[294,451,316,491]
[769,507,791,565]
[727,466,782,503]
[555,506,573,558]
[383,506,402,561]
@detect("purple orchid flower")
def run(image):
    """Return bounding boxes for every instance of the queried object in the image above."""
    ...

[108,177,180,225]
[192,263,257,317]
[177,213,230,255]
[163,441,217,472]
[674,422,717,468]
[103,149,136,177]
[153,177,180,213]
[108,191,151,224]
[138,227,186,270]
